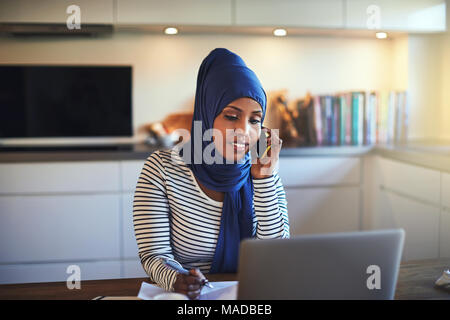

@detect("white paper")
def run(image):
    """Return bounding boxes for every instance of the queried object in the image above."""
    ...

[198,281,238,300]
[137,281,238,300]
[137,282,166,300]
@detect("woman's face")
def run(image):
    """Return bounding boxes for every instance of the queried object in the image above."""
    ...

[213,97,263,162]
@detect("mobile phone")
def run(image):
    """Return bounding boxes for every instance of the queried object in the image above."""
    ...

[256,128,270,159]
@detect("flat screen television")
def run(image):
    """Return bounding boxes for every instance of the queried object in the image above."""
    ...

[0,65,132,140]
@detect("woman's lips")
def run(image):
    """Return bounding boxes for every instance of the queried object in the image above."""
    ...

[229,141,248,152]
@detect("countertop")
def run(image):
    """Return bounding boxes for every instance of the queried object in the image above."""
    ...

[0,143,160,163]
[1,140,450,173]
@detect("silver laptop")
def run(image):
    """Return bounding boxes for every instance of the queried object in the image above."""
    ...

[237,229,405,300]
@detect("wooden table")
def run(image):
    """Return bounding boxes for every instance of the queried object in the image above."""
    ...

[0,259,448,300]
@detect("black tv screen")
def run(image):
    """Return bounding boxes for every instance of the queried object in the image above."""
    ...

[0,65,132,138]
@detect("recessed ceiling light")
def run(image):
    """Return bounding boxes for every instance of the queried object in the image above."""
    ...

[273,28,287,37]
[164,27,178,35]
[375,32,387,39]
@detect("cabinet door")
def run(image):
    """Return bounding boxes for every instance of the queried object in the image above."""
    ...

[0,0,114,24]
[122,193,140,259]
[378,157,440,205]
[0,161,120,194]
[0,194,121,263]
[285,187,360,235]
[116,0,232,25]
[441,208,450,258]
[278,157,360,187]
[375,189,440,261]
[346,0,446,31]
[0,261,121,284]
[441,172,450,258]
[123,259,147,278]
[121,160,146,192]
[235,0,344,28]
[442,172,450,209]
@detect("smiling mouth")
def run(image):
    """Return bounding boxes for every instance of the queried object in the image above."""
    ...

[229,141,249,152]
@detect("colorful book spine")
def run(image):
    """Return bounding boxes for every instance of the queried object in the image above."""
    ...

[320,96,328,145]
[369,92,378,145]
[378,91,388,144]
[365,92,372,145]
[339,95,346,145]
[345,93,352,145]
[325,96,333,145]
[387,91,396,143]
[313,96,323,146]
[357,92,364,146]
[332,96,339,145]
[351,93,359,145]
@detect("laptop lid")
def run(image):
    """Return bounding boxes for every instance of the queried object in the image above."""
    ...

[237,229,405,300]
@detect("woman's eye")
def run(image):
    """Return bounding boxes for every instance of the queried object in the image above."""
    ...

[225,115,238,121]
[225,115,261,124]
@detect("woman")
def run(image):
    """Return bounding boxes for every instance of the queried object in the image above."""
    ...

[133,48,289,299]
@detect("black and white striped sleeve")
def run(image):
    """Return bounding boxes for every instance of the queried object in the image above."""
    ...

[253,172,290,239]
[132,151,180,291]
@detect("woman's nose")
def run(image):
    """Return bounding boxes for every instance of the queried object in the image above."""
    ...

[234,118,251,135]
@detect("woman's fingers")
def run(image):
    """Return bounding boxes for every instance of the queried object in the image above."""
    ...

[176,288,201,300]
[190,268,207,282]
[173,271,204,299]
[187,289,202,300]
[177,282,201,291]
[262,127,282,151]
[173,269,207,300]
[268,129,282,154]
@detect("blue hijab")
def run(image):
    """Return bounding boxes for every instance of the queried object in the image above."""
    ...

[179,48,267,273]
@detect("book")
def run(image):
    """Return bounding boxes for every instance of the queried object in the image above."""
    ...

[351,92,364,145]
[313,96,323,146]
[325,96,333,145]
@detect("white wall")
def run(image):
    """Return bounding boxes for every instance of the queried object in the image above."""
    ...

[408,33,443,140]
[392,35,408,91]
[0,31,397,142]
[407,0,450,141]
[439,0,450,140]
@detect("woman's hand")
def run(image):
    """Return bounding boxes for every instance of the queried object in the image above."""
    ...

[251,127,282,179]
[173,268,207,300]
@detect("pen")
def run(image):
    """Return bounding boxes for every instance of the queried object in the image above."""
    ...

[163,259,214,288]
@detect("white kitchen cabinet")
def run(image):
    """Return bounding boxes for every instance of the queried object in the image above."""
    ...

[440,208,450,258]
[122,193,140,259]
[116,0,233,25]
[378,157,441,205]
[441,172,450,258]
[0,261,121,284]
[278,157,360,187]
[0,161,120,194]
[346,0,446,32]
[123,259,147,278]
[376,189,440,261]
[442,172,450,209]
[235,0,344,28]
[0,194,121,263]
[285,187,360,235]
[120,160,146,192]
[0,0,114,24]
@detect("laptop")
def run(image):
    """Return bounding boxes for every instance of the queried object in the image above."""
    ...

[237,229,405,300]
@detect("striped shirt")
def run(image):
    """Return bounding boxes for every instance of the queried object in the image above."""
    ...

[132,147,290,291]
